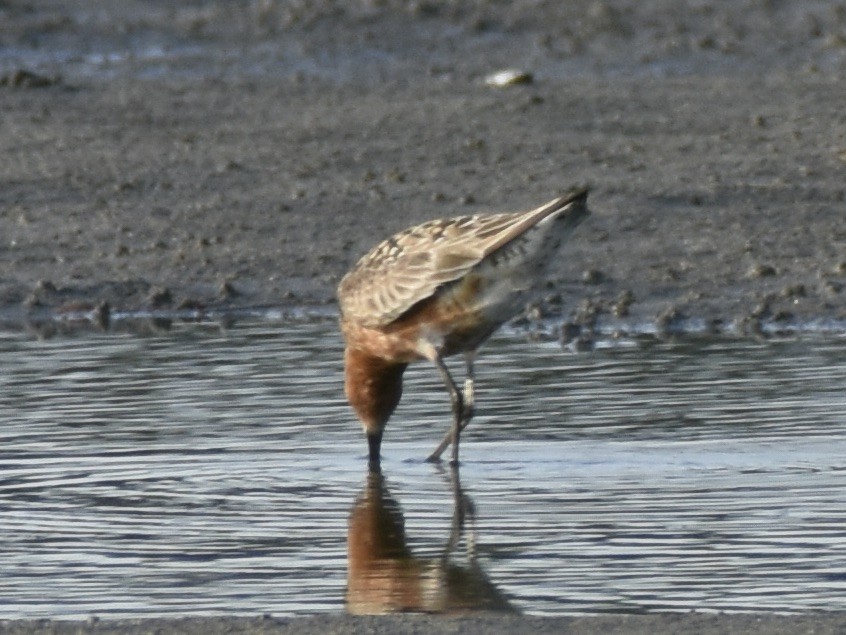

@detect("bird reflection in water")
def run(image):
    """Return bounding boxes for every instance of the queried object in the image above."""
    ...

[346,467,516,615]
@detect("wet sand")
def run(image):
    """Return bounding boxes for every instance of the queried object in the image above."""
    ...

[2,1,845,336]
[2,0,846,631]
[3,70,845,333]
[4,613,846,635]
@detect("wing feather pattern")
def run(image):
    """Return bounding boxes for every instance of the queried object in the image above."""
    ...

[338,188,587,327]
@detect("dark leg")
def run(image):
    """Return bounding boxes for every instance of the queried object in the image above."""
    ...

[367,430,383,472]
[427,351,477,463]
[425,354,464,465]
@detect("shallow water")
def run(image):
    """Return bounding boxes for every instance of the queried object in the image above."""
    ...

[1,319,846,618]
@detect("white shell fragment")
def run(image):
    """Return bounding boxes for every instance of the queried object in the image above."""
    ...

[484,69,534,87]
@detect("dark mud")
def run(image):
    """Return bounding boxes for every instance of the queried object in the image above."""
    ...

[4,613,846,635]
[2,0,845,337]
[2,1,846,633]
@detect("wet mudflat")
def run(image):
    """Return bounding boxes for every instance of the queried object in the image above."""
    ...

[2,319,845,619]
[3,4,846,631]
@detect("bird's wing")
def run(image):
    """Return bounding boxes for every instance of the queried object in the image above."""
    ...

[337,190,587,328]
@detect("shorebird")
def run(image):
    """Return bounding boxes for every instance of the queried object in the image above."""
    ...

[338,188,590,469]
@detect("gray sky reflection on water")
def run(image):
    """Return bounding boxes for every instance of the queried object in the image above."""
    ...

[1,322,846,617]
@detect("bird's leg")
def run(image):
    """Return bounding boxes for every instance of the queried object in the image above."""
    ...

[425,354,464,465]
[367,430,383,473]
[427,351,477,463]
[461,351,476,423]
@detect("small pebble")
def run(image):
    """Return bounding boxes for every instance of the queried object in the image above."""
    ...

[35,279,57,293]
[581,269,605,285]
[485,69,533,87]
[748,263,777,278]
[612,290,634,317]
[560,322,581,344]
[823,280,842,296]
[750,300,772,319]
[93,301,110,330]
[219,280,239,298]
[780,283,806,299]
[0,69,58,87]
[655,306,684,332]
[148,287,173,308]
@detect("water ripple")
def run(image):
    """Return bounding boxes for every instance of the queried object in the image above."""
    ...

[1,323,845,617]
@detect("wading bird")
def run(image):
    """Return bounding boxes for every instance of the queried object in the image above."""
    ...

[338,188,590,469]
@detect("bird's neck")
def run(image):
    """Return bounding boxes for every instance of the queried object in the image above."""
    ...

[344,347,407,435]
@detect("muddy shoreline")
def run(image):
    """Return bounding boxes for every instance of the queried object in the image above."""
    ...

[2,73,845,339]
[2,4,845,339]
[4,613,846,635]
[2,1,846,632]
